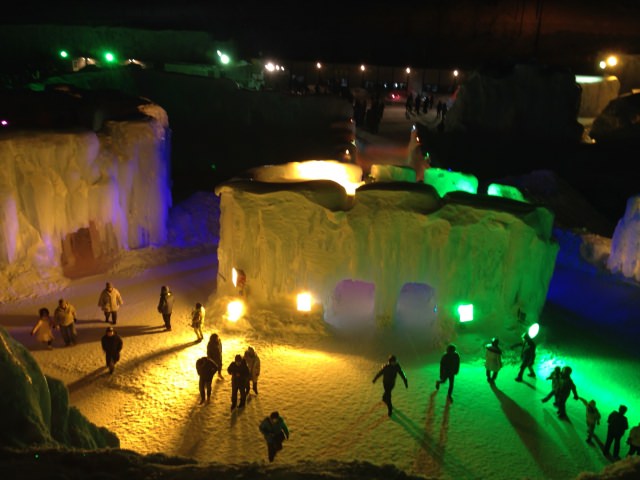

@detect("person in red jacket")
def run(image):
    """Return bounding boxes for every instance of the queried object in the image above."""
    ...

[372,355,408,417]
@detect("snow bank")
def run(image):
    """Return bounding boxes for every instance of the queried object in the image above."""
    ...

[607,195,640,282]
[0,327,118,449]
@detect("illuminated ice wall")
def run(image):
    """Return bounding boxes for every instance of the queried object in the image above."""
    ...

[607,195,640,282]
[0,115,171,299]
[216,162,559,333]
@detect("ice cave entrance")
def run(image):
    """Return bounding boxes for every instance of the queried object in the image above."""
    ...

[326,279,376,330]
[61,223,110,278]
[395,283,437,331]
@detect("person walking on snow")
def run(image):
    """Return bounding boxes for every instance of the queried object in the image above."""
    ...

[157,285,175,331]
[227,354,250,410]
[243,345,261,395]
[31,307,55,349]
[513,332,536,381]
[101,326,123,374]
[195,356,218,404]
[259,411,289,462]
[372,354,408,417]
[541,366,562,404]
[555,366,579,420]
[207,333,224,379]
[603,405,629,459]
[191,302,205,342]
[580,398,601,443]
[484,337,502,384]
[435,344,460,402]
[54,298,77,346]
[97,282,123,325]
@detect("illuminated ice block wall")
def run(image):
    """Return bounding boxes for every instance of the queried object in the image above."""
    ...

[216,161,558,331]
[0,112,171,297]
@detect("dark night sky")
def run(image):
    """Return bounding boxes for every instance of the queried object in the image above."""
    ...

[4,1,640,70]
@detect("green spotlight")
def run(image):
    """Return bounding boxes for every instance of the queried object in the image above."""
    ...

[457,304,474,322]
[104,52,116,63]
[528,323,540,339]
[59,50,69,59]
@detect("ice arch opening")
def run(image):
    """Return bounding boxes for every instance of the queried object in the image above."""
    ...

[325,279,375,330]
[394,283,437,332]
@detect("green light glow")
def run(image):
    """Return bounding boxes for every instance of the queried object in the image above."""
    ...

[104,52,116,63]
[216,50,230,65]
[59,50,68,59]
[487,183,526,202]
[424,168,478,197]
[528,323,540,338]
[457,303,474,322]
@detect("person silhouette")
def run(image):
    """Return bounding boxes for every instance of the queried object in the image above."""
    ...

[372,354,408,416]
[435,344,460,402]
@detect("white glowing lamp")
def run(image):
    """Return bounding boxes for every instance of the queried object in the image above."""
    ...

[606,55,618,67]
[227,299,245,322]
[297,292,312,312]
[528,323,540,339]
[458,304,474,322]
[232,268,238,287]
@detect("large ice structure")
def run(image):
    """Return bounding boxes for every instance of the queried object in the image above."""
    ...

[0,326,118,448]
[0,89,171,300]
[607,195,640,282]
[215,161,558,337]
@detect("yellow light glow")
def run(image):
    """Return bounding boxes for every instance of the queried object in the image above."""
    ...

[294,160,364,195]
[232,268,238,287]
[405,67,411,74]
[297,292,312,312]
[606,55,618,67]
[316,62,322,69]
[360,64,365,71]
[265,62,275,72]
[453,70,459,77]
[227,299,245,322]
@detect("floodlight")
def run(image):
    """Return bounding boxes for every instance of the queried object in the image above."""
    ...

[104,52,116,63]
[458,304,473,322]
[606,55,618,67]
[227,299,245,322]
[297,292,312,312]
[528,323,540,339]
[59,50,69,59]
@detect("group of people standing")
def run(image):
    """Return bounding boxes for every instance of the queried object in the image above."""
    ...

[30,298,78,349]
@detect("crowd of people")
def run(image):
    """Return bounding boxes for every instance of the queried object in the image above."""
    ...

[30,285,638,464]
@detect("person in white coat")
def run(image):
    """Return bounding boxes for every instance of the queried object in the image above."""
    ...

[97,282,124,325]
[243,345,261,395]
[31,307,54,349]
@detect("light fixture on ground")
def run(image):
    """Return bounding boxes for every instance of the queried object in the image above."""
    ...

[457,303,474,322]
[297,292,312,312]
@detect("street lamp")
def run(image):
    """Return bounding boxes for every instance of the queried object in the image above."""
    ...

[360,64,365,86]
[405,67,411,91]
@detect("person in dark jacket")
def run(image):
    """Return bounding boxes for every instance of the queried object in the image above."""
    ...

[435,344,460,402]
[603,405,629,459]
[259,411,289,462]
[514,332,537,381]
[555,366,579,420]
[541,366,562,404]
[372,354,408,417]
[484,337,503,384]
[207,333,224,379]
[227,354,250,410]
[101,326,123,374]
[196,356,218,404]
[157,285,175,331]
